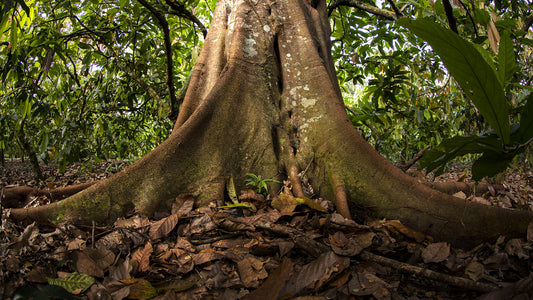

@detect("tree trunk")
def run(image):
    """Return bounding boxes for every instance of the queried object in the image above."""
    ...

[9,0,533,249]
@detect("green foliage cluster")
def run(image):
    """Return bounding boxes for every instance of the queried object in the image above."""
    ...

[245,173,281,196]
[0,0,215,172]
[330,0,533,177]
[1,0,533,180]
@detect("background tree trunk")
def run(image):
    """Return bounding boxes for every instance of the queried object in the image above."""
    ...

[9,0,533,249]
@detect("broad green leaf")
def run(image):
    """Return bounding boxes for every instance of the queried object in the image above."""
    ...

[78,42,92,50]
[517,93,533,143]
[472,153,512,181]
[47,272,95,293]
[398,18,510,144]
[419,135,503,175]
[10,18,18,50]
[22,97,32,119]
[497,31,516,86]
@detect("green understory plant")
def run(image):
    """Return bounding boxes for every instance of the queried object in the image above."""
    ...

[245,173,281,196]
[399,18,533,181]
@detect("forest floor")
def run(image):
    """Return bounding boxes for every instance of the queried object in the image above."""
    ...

[1,158,533,299]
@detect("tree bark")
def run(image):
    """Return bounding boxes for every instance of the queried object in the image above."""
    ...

[8,0,533,249]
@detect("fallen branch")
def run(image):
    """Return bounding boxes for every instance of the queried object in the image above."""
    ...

[254,219,500,293]
[360,250,498,293]
[2,182,96,208]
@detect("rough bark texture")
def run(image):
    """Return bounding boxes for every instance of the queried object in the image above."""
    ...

[8,0,533,248]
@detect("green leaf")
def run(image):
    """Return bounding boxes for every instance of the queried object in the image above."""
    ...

[517,93,533,143]
[78,42,92,50]
[226,175,238,204]
[497,31,516,86]
[47,272,95,294]
[10,17,18,50]
[295,197,327,212]
[398,18,510,144]
[419,135,504,175]
[22,97,32,119]
[16,0,31,16]
[472,153,512,181]
[219,202,253,209]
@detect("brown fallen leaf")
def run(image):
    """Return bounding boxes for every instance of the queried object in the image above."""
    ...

[237,255,269,288]
[465,261,485,281]
[119,278,158,299]
[171,194,195,215]
[132,242,153,273]
[72,250,105,278]
[329,232,363,256]
[422,242,450,264]
[349,270,391,297]
[149,213,179,240]
[241,258,294,300]
[384,220,426,242]
[280,251,350,296]
[239,189,265,203]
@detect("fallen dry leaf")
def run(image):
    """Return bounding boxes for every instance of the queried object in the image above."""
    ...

[237,255,269,288]
[119,278,158,299]
[149,213,179,240]
[349,270,391,297]
[271,193,298,213]
[132,242,153,273]
[280,251,350,296]
[384,220,426,242]
[422,242,450,263]
[242,258,294,300]
[465,261,484,281]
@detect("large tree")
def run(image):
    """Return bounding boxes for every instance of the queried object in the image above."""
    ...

[6,0,533,248]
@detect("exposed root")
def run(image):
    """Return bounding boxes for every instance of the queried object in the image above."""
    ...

[427,181,504,196]
[2,182,96,208]
[288,157,305,198]
[331,175,351,219]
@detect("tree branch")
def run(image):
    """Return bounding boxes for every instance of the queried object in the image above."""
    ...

[442,0,458,34]
[523,13,533,32]
[328,0,397,20]
[386,0,402,18]
[137,0,180,122]
[113,58,171,115]
[164,0,207,38]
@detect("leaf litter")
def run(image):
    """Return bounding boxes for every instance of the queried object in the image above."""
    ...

[1,160,533,299]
